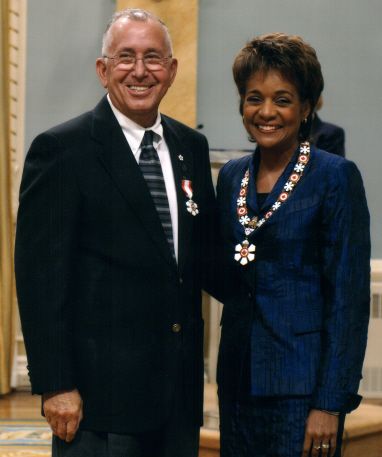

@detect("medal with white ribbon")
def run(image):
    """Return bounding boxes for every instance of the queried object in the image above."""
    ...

[182,179,199,216]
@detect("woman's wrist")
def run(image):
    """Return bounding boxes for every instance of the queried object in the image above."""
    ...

[319,409,340,416]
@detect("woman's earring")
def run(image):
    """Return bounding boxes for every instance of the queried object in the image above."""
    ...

[302,118,308,124]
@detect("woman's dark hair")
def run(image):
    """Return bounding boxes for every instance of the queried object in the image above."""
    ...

[232,33,324,140]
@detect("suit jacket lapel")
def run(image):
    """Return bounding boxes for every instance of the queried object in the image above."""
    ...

[247,150,259,215]
[91,97,176,268]
[162,116,192,275]
[260,147,300,212]
[248,145,303,219]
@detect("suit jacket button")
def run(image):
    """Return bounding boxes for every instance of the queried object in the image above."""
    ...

[179,277,183,284]
[172,323,182,333]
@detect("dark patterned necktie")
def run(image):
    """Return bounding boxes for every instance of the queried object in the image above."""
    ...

[139,130,175,258]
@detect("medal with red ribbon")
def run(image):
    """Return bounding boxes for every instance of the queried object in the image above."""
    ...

[182,179,199,216]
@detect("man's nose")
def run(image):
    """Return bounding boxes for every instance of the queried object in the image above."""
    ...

[132,58,148,78]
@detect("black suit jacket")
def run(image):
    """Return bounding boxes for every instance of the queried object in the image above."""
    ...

[311,115,345,157]
[15,96,216,433]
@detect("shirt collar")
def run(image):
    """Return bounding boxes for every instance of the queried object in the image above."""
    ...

[107,94,163,155]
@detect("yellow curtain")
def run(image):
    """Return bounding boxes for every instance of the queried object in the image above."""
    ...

[0,0,15,395]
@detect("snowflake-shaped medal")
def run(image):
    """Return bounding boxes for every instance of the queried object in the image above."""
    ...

[239,215,250,225]
[234,240,256,265]
[272,201,281,211]
[257,218,265,227]
[237,196,246,206]
[300,144,310,154]
[284,181,294,192]
[241,176,249,186]
[186,199,199,216]
[294,163,305,173]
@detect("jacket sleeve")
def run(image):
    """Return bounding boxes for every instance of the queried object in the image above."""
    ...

[196,134,222,301]
[311,160,370,412]
[15,132,80,394]
[213,160,239,304]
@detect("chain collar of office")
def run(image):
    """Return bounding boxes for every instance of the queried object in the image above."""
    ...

[177,154,199,216]
[234,141,311,266]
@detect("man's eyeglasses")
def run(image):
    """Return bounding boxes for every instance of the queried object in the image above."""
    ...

[103,53,172,71]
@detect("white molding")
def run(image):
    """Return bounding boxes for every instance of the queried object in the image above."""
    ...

[11,354,30,389]
[371,259,382,282]
[9,0,27,222]
[9,0,29,390]
[359,261,382,397]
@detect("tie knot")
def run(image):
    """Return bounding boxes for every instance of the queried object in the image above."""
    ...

[141,130,155,148]
[140,130,158,162]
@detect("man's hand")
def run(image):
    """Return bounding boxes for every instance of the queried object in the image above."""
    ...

[42,388,83,442]
[302,409,339,457]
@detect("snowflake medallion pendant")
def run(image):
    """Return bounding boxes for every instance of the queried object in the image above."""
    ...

[186,199,199,216]
[234,239,256,266]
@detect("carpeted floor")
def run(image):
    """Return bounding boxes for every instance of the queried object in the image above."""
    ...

[0,420,51,457]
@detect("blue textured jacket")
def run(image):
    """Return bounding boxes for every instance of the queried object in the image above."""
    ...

[216,145,370,413]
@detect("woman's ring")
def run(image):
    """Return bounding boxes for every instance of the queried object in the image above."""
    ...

[322,443,330,449]
[313,445,321,450]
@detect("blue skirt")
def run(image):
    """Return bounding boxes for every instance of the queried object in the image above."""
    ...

[219,395,345,457]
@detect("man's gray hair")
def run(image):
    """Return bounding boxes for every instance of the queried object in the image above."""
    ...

[101,8,173,56]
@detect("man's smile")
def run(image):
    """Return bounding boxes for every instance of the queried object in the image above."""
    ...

[127,84,154,93]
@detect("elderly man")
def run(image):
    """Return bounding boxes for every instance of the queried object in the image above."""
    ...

[15,9,215,457]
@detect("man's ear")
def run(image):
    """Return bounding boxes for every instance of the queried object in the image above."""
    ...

[168,58,178,86]
[96,58,108,89]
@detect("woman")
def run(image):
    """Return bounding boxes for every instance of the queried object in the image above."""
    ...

[216,33,370,457]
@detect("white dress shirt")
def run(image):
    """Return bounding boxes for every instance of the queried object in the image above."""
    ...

[107,95,178,261]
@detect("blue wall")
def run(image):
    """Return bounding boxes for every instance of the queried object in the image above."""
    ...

[25,1,382,257]
[197,0,382,258]
[25,0,115,148]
